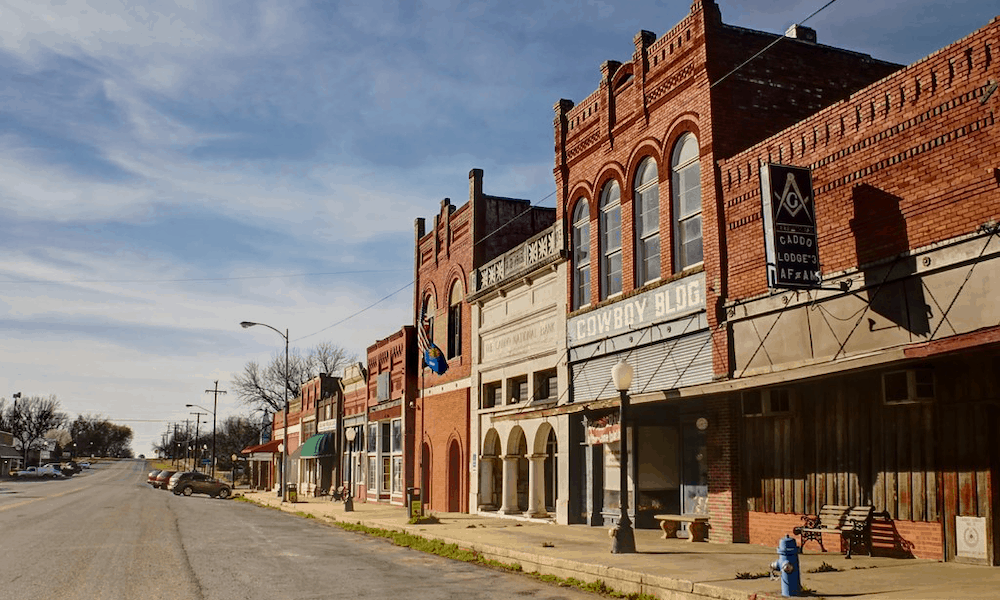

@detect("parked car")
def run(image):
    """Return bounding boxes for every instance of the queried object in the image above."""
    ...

[79,462,91,469]
[61,461,81,475]
[168,471,232,499]
[14,465,66,478]
[153,470,177,489]
[147,470,161,485]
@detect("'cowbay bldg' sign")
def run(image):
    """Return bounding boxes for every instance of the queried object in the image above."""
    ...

[567,272,712,402]
[569,273,704,345]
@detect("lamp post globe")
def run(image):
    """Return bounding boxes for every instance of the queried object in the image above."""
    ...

[344,427,357,512]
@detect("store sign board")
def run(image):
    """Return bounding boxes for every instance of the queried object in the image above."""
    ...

[567,273,704,346]
[760,163,822,289]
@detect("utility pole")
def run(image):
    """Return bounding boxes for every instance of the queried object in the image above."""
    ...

[204,381,227,478]
[190,412,206,472]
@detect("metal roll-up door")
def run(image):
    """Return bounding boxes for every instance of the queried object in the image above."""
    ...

[569,330,713,403]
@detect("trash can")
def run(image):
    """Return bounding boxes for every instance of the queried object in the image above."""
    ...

[287,483,298,503]
[406,487,422,519]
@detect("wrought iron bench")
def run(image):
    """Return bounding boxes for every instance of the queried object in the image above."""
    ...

[654,514,710,542]
[793,505,875,558]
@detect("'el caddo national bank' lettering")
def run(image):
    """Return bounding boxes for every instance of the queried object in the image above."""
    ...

[573,278,702,342]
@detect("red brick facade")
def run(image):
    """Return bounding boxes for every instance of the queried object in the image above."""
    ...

[720,18,1000,300]
[554,0,901,543]
[554,0,899,381]
[414,169,555,513]
[365,327,416,505]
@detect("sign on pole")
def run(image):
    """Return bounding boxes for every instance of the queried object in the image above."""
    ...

[760,163,821,289]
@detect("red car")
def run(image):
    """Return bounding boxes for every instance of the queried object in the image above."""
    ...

[153,470,177,489]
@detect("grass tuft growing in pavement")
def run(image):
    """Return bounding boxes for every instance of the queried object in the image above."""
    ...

[329,520,519,569]
[408,513,441,525]
[807,561,840,573]
[735,570,771,580]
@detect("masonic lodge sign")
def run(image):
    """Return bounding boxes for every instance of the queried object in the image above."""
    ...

[760,163,822,289]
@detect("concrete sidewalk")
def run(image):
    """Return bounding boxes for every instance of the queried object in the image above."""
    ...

[238,490,998,600]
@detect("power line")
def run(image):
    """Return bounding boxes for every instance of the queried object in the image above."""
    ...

[711,0,841,89]
[294,280,415,342]
[0,268,408,286]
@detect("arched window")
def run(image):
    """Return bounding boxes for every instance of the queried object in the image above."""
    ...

[599,180,622,299]
[421,294,435,346]
[447,280,463,359]
[633,157,660,286]
[571,199,591,310]
[672,133,702,271]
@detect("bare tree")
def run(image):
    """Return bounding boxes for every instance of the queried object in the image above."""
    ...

[233,342,354,419]
[4,395,67,464]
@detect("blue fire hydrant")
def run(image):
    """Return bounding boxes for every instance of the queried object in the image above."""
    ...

[770,535,801,597]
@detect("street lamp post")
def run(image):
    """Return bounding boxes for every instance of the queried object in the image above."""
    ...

[189,411,206,472]
[240,321,290,503]
[344,427,356,512]
[187,400,219,477]
[610,359,636,554]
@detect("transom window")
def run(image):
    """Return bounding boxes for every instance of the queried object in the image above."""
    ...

[572,199,591,310]
[634,157,661,286]
[599,180,622,299]
[672,133,702,271]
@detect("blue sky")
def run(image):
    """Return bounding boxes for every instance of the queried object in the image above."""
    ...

[1,0,996,456]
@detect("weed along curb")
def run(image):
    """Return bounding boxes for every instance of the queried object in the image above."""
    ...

[242,497,659,600]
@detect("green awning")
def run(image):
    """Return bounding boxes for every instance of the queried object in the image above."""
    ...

[299,433,333,458]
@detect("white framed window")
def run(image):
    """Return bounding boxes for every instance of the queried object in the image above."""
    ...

[422,294,436,346]
[509,375,528,404]
[391,418,402,453]
[572,199,591,310]
[742,389,793,416]
[392,456,403,493]
[883,369,935,404]
[482,381,501,409]
[447,280,463,359]
[671,133,702,271]
[634,157,661,286]
[599,181,622,299]
[367,456,377,492]
[535,369,557,401]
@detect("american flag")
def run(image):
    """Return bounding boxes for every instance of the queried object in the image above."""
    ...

[417,306,432,357]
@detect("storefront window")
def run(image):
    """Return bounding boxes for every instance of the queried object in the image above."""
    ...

[392,456,403,493]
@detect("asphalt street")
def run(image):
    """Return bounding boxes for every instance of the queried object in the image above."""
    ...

[0,460,601,600]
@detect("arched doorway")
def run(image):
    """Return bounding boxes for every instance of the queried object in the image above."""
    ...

[481,429,502,510]
[511,429,529,512]
[544,428,558,513]
[448,439,461,512]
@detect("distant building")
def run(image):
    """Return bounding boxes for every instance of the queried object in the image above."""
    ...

[1,430,21,476]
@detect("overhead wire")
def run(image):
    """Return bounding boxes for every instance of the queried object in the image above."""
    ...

[710,0,841,89]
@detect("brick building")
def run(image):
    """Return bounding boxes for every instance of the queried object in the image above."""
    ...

[715,15,1000,564]
[414,169,554,513]
[273,394,301,493]
[341,362,368,500]
[545,0,901,534]
[297,373,341,497]
[365,327,417,505]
